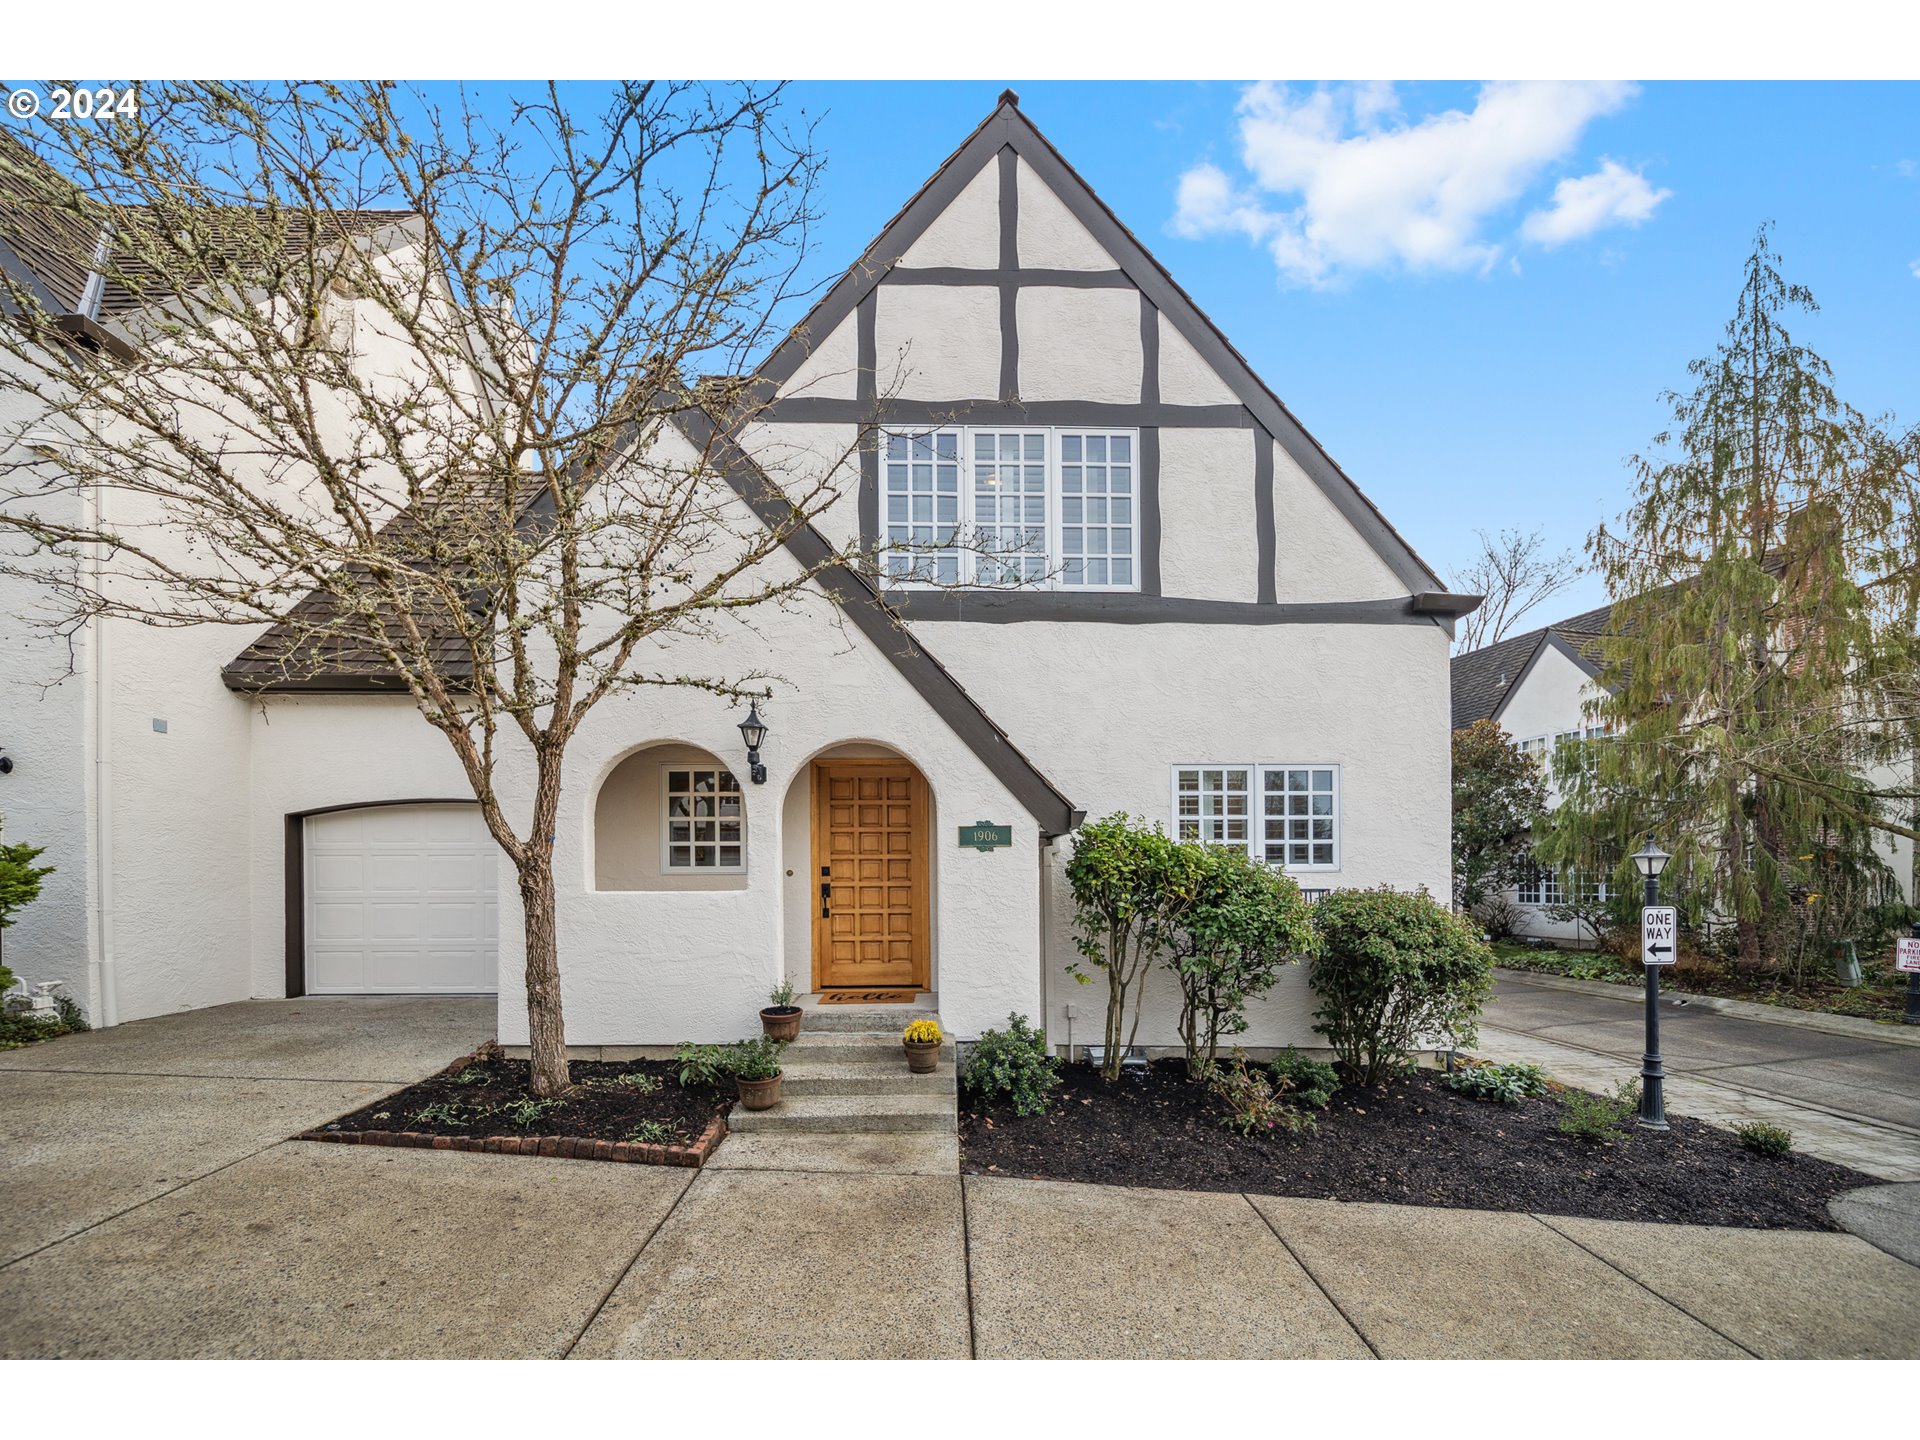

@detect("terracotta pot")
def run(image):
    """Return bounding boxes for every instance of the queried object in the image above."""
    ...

[760,1005,803,1042]
[903,1039,940,1074]
[736,1073,783,1110]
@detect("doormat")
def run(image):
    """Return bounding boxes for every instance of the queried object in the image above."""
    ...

[819,989,919,1004]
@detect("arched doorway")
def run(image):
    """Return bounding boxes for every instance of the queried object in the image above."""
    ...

[802,747,933,995]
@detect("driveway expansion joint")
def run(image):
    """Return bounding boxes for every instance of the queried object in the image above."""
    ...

[1239,1192,1380,1359]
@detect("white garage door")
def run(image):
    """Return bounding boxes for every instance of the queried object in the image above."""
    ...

[305,804,498,994]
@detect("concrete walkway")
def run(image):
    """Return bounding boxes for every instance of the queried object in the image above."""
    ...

[4,998,1919,1359]
[1481,972,1920,1180]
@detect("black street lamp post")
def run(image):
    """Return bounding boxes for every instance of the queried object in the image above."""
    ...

[1631,834,1672,1131]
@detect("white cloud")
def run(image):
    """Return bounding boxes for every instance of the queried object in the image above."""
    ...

[1520,160,1671,248]
[1910,257,1920,279]
[1172,81,1654,287]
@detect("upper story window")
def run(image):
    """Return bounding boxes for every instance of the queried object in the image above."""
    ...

[883,425,1137,590]
[1172,763,1341,872]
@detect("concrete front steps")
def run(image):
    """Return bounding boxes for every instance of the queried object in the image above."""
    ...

[729,1025,958,1138]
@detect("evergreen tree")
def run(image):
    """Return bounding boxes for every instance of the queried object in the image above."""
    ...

[1544,225,1920,969]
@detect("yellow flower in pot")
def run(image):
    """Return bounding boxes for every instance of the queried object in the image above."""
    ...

[902,1018,943,1073]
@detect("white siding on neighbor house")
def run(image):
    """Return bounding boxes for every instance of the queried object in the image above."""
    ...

[1485,640,1608,944]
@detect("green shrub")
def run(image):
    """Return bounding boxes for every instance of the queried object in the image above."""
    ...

[1556,1078,1640,1142]
[1446,1060,1549,1104]
[1209,1056,1313,1137]
[0,1009,75,1051]
[1066,814,1205,1080]
[1309,886,1495,1086]
[1736,1120,1793,1157]
[674,1042,731,1087]
[1268,1048,1340,1109]
[768,977,797,1009]
[962,1013,1062,1116]
[1169,846,1317,1077]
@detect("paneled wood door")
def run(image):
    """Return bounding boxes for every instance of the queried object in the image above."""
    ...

[812,760,930,992]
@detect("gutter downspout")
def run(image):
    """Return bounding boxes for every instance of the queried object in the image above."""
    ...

[84,222,119,1026]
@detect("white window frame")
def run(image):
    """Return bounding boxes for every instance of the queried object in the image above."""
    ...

[880,424,1141,593]
[1170,762,1342,873]
[660,765,746,874]
[1170,764,1256,853]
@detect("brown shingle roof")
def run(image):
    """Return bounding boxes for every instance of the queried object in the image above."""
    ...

[0,131,416,322]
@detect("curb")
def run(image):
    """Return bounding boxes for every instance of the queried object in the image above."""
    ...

[299,1113,727,1168]
[1494,968,1920,1049]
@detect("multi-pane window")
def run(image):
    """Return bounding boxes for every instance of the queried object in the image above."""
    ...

[1172,764,1340,872]
[881,426,1137,590]
[883,431,962,584]
[663,768,744,872]
[1262,767,1339,869]
[1173,767,1251,849]
[1059,431,1133,587]
[1517,861,1606,907]
[970,430,1048,585]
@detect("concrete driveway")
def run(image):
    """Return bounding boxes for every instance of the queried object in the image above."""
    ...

[4,998,1919,1359]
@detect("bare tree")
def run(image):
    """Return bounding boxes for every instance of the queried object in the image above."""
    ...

[0,81,875,1096]
[1448,526,1583,653]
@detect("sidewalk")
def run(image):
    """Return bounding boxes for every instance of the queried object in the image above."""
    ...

[5,998,1918,1359]
[1480,972,1920,1181]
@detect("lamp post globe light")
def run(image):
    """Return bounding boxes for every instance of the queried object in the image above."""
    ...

[1631,833,1672,1130]
[737,702,769,785]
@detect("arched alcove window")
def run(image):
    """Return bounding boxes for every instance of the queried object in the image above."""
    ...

[593,743,747,892]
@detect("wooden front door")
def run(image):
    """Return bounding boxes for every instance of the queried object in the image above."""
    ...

[812,760,930,992]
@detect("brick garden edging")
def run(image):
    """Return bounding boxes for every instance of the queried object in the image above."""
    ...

[294,1042,728,1168]
[298,1112,726,1167]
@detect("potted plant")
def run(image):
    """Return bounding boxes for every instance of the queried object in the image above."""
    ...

[730,1036,786,1110]
[760,977,803,1042]
[902,1017,943,1073]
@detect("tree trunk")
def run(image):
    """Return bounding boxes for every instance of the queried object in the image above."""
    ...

[518,853,570,1097]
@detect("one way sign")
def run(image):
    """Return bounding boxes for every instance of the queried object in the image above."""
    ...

[1642,905,1677,967]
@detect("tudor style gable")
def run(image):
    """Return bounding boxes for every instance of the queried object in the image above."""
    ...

[742,92,1475,630]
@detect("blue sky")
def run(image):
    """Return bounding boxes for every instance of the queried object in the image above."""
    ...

[777,81,1920,618]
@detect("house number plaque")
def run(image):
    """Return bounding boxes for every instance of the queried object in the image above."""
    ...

[958,821,1014,852]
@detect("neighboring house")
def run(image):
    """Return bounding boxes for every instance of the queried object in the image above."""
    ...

[3,94,1477,1052]
[1451,597,1916,945]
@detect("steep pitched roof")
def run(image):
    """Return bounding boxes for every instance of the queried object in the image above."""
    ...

[1450,598,1619,730]
[752,90,1450,598]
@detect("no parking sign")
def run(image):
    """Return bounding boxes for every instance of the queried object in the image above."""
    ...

[1897,936,1920,974]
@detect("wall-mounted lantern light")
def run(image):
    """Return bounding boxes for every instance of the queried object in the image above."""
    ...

[737,702,768,785]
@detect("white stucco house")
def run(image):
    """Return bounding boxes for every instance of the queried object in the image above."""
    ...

[2,93,1477,1052]
[1450,598,1916,945]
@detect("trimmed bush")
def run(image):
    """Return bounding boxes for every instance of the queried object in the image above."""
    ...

[1208,1056,1312,1137]
[1169,845,1317,1077]
[962,1013,1061,1116]
[1268,1048,1340,1110]
[1557,1078,1639,1141]
[1736,1120,1793,1157]
[1309,886,1495,1086]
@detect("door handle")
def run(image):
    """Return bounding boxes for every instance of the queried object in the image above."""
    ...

[819,880,831,918]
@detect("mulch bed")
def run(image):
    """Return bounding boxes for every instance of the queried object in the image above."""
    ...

[303,1048,733,1167]
[960,1061,1876,1230]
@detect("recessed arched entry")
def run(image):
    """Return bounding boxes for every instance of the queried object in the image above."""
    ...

[781,742,935,995]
